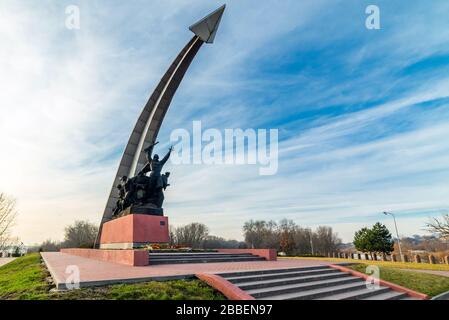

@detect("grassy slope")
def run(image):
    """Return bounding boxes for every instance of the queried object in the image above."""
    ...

[0,254,225,300]
[285,256,449,271]
[348,264,449,297]
[0,254,52,299]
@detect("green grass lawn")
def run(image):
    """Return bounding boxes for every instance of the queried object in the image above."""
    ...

[348,263,449,297]
[0,253,225,300]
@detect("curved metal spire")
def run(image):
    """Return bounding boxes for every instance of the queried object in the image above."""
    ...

[95,5,226,246]
[189,4,226,44]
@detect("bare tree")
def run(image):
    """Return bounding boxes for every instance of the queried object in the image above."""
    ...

[243,220,280,249]
[39,239,63,252]
[426,214,449,239]
[169,226,176,245]
[293,226,312,254]
[243,219,341,256]
[278,219,296,254]
[201,236,246,249]
[0,193,18,250]
[314,226,341,255]
[172,223,209,248]
[63,220,99,248]
[243,220,265,249]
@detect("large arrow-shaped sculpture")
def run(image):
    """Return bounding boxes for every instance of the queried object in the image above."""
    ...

[95,5,226,246]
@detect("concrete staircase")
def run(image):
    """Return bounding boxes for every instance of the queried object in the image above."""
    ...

[148,252,266,265]
[217,266,420,300]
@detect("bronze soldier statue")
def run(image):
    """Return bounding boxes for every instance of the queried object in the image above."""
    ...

[149,146,173,189]
[112,176,130,217]
[111,144,174,218]
[139,141,159,176]
[156,172,171,208]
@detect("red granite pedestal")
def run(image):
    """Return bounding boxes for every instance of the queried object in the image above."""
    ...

[99,214,169,249]
[60,214,277,267]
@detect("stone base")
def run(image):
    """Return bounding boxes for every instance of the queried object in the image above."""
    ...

[100,214,169,249]
[59,248,276,267]
[60,248,149,266]
[119,204,163,217]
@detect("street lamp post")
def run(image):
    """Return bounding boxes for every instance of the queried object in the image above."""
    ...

[308,229,314,256]
[383,211,404,262]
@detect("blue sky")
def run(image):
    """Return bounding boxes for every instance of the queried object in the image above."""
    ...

[1,0,449,243]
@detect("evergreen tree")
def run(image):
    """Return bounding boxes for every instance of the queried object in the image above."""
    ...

[353,222,394,256]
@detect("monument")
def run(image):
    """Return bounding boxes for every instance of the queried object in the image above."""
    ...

[94,5,226,249]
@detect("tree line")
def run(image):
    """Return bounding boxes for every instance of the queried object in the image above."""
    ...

[35,219,341,255]
[169,222,247,249]
[168,220,342,255]
[243,219,342,256]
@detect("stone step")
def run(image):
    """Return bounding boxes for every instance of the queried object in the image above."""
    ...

[207,266,421,300]
[258,281,368,300]
[238,272,350,290]
[247,276,362,298]
[149,256,265,265]
[217,266,331,278]
[315,286,392,300]
[225,268,339,283]
[149,253,254,259]
[361,290,410,300]
[398,296,421,300]
[149,252,253,256]
[150,250,219,253]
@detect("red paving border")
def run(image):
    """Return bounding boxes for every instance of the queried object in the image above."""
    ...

[329,264,429,300]
[196,273,255,300]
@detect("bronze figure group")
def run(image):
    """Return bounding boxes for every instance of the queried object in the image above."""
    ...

[112,142,173,217]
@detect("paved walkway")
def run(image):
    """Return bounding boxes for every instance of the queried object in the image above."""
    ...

[41,252,337,289]
[0,258,16,267]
